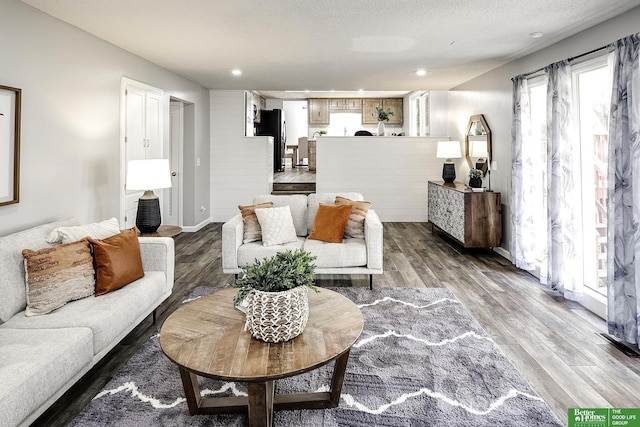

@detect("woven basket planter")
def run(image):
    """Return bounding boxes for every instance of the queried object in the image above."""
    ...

[245,286,309,343]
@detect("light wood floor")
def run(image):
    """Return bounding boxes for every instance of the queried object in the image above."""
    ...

[274,166,316,183]
[34,222,640,427]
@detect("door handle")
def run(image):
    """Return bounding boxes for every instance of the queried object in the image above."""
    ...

[171,172,177,177]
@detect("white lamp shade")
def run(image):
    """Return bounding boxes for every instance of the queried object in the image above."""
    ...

[470,139,489,157]
[436,141,461,159]
[126,159,172,191]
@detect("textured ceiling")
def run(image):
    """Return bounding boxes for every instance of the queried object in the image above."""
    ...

[20,0,640,97]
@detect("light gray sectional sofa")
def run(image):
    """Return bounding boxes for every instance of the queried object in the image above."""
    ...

[222,193,383,288]
[0,219,175,427]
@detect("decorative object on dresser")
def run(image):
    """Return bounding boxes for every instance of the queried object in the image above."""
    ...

[232,249,317,343]
[428,181,501,248]
[436,140,462,183]
[465,114,492,177]
[126,159,172,233]
[468,168,483,188]
[374,105,393,136]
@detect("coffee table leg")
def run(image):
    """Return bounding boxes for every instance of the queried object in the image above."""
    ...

[179,366,202,415]
[329,349,351,405]
[248,380,275,427]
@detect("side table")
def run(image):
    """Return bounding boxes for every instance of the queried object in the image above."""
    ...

[138,225,182,238]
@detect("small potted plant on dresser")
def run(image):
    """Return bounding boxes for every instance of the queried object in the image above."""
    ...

[233,249,317,343]
[468,168,483,189]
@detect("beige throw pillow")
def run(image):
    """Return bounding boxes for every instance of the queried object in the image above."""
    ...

[46,217,121,244]
[22,240,95,316]
[335,196,371,239]
[239,202,273,243]
[254,206,298,246]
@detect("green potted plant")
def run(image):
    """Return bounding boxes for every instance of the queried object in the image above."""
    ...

[374,106,394,136]
[469,168,483,188]
[233,249,317,342]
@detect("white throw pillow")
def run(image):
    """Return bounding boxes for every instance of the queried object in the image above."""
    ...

[254,206,298,246]
[46,217,121,244]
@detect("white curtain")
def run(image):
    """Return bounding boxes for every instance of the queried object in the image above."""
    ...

[544,61,583,300]
[607,34,640,346]
[510,76,538,270]
[510,61,583,301]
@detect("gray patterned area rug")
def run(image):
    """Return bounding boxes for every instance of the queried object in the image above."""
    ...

[70,287,563,426]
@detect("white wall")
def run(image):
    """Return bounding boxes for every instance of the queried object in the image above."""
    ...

[210,90,274,221]
[0,0,210,235]
[448,5,640,255]
[316,136,446,221]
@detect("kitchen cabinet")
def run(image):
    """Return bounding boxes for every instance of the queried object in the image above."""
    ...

[361,98,403,125]
[383,98,403,125]
[345,98,362,110]
[308,99,329,125]
[362,98,383,124]
[427,181,501,248]
[329,99,346,110]
[328,98,362,110]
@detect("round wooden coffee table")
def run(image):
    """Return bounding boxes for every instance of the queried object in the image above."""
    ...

[159,287,363,427]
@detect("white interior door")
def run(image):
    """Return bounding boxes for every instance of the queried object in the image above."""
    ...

[165,101,183,226]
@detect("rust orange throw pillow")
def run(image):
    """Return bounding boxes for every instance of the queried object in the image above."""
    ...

[89,228,144,296]
[308,203,353,243]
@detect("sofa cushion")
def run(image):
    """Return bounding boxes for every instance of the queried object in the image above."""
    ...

[307,193,364,235]
[0,327,93,427]
[89,228,144,296]
[45,217,120,244]
[253,194,308,236]
[335,196,372,239]
[255,206,299,246]
[239,202,273,243]
[303,237,367,268]
[237,237,305,267]
[0,219,78,323]
[22,239,95,316]
[2,271,167,355]
[308,203,353,243]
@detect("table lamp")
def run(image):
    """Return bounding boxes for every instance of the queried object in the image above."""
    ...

[436,141,461,183]
[470,139,489,175]
[126,159,172,233]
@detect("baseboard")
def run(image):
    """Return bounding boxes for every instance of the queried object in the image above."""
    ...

[181,218,211,233]
[493,246,511,261]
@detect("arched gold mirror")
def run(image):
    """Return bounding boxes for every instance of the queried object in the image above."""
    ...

[465,114,491,176]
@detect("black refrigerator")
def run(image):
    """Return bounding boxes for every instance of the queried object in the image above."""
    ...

[255,109,286,172]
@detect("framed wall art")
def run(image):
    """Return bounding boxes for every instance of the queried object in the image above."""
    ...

[0,85,21,206]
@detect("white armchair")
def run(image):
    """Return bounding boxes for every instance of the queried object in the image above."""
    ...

[222,193,383,289]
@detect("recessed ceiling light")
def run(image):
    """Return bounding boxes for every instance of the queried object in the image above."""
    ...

[416,69,427,76]
[530,32,543,38]
[231,69,242,76]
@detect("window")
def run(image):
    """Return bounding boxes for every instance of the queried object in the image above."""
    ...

[409,92,429,136]
[573,57,612,297]
[527,77,548,267]
[523,56,612,316]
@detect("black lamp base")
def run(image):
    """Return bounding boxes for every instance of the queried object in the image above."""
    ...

[442,163,456,183]
[136,191,161,233]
